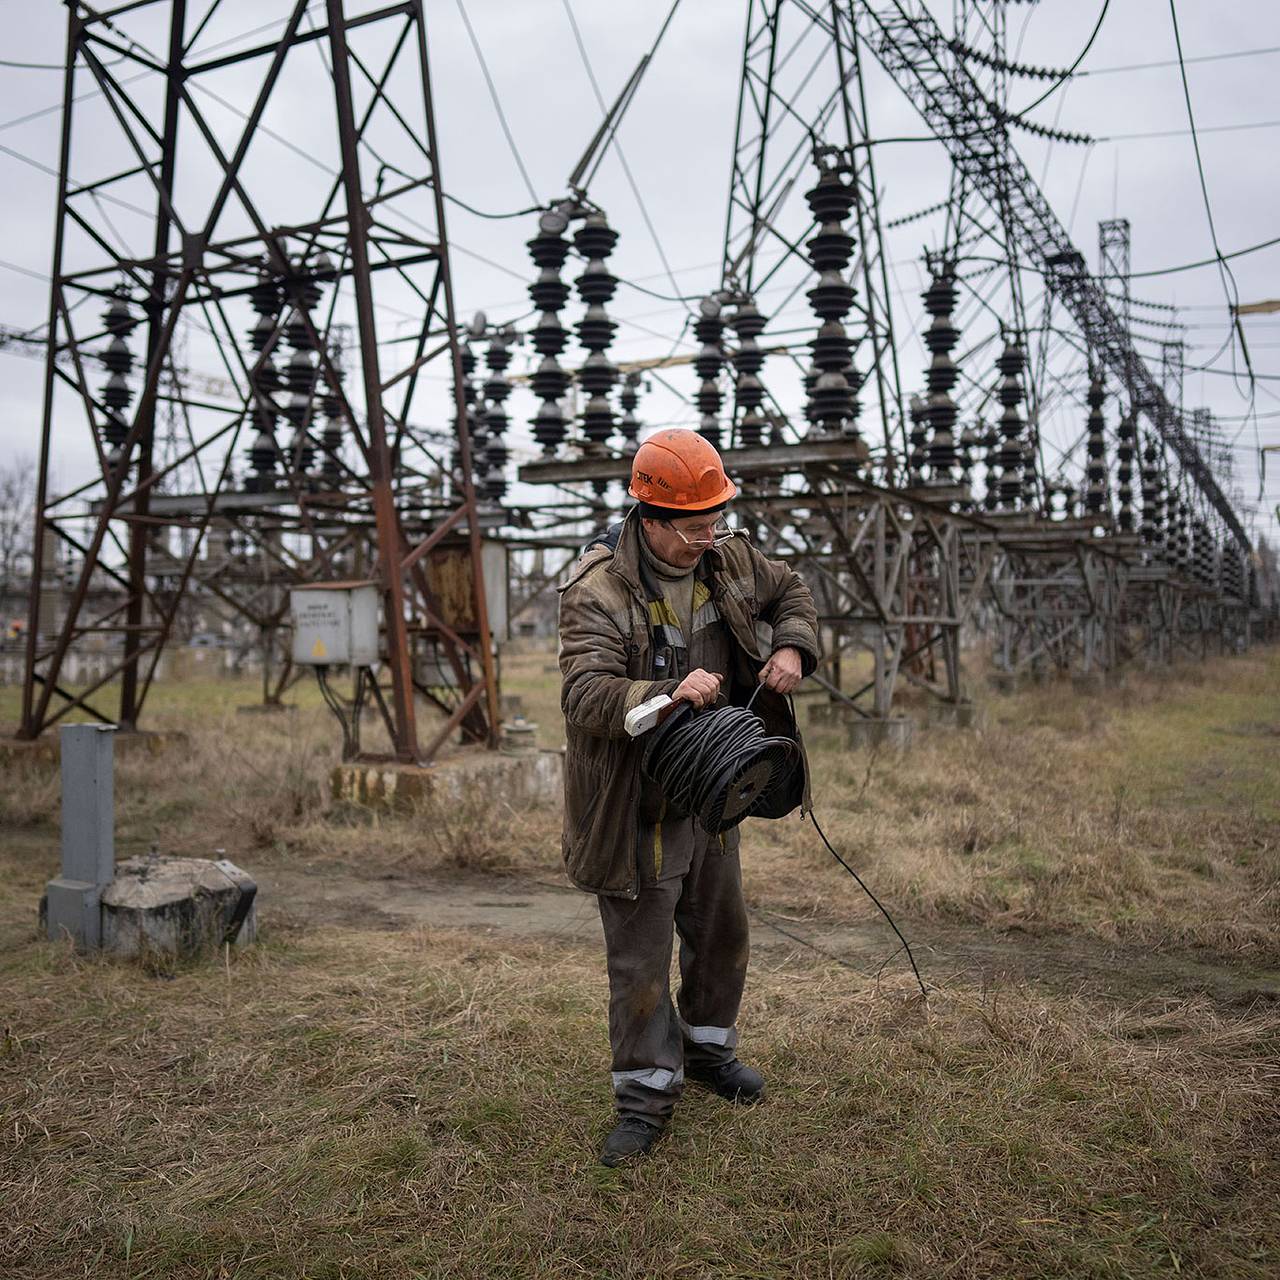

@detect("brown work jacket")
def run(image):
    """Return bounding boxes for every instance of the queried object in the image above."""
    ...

[557,509,820,898]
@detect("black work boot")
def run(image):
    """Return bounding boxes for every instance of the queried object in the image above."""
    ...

[599,1115,664,1167]
[686,1059,765,1104]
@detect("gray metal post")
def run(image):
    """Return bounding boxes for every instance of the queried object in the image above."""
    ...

[45,724,116,948]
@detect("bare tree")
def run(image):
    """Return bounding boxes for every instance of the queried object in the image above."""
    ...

[0,457,35,605]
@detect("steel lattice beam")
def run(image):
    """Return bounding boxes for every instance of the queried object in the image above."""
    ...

[788,0,1247,550]
[18,0,500,758]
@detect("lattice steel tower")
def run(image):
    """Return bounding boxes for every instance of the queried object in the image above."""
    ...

[19,1,499,759]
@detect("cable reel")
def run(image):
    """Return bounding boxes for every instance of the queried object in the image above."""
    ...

[640,702,800,835]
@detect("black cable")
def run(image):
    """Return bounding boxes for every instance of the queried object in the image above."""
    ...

[442,193,545,221]
[647,705,780,820]
[645,698,928,999]
[561,0,689,309]
[1169,0,1255,405]
[807,811,928,1000]
[953,235,1280,282]
[452,0,540,206]
[1003,0,1111,121]
[617,276,704,305]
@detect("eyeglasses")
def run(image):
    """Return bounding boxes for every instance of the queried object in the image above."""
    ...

[664,515,735,548]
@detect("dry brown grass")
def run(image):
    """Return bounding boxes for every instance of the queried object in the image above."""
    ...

[2,651,1279,1276]
[1,923,1277,1279]
[751,651,1280,959]
[2,646,1278,956]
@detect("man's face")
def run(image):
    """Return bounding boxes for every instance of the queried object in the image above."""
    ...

[641,510,731,569]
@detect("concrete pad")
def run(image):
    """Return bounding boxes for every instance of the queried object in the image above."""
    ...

[330,748,564,811]
[846,716,915,752]
[100,856,257,959]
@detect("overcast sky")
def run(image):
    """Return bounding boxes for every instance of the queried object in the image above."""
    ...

[1,0,1277,539]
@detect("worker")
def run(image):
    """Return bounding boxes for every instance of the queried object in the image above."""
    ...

[558,428,819,1166]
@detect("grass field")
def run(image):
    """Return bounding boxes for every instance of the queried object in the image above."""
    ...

[2,649,1279,1277]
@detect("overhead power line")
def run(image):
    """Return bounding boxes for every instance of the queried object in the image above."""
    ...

[452,0,541,206]
[1079,43,1280,77]
[1103,118,1280,142]
[1007,0,1111,120]
[0,54,126,70]
[1169,0,1254,405]
[959,233,1280,283]
[559,0,687,307]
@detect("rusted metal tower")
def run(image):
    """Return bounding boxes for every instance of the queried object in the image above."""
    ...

[19,0,499,761]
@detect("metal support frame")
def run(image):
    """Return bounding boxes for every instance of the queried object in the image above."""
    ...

[821,0,1247,551]
[18,0,499,761]
[984,525,1129,677]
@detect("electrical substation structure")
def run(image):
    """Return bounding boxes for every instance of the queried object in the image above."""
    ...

[15,0,1274,758]
[18,0,500,763]
[510,0,1267,725]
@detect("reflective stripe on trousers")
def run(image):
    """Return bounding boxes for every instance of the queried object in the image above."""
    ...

[597,827,749,1122]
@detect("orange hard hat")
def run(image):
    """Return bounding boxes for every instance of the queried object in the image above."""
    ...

[628,429,737,512]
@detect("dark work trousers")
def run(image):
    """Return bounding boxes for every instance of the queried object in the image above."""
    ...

[596,822,749,1123]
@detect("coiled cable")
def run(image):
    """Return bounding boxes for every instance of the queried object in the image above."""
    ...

[643,691,928,1000]
[644,703,798,834]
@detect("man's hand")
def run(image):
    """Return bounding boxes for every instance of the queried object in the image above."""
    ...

[672,668,722,709]
[759,646,803,695]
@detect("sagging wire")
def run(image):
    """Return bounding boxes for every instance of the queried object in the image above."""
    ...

[560,0,689,311]
[807,809,927,1000]
[1168,0,1259,466]
[1002,0,1111,122]
[664,684,928,1000]
[443,194,545,221]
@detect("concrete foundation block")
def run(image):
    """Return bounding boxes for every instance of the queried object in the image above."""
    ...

[330,748,564,812]
[100,856,258,959]
[0,738,58,766]
[846,716,915,752]
[926,700,985,731]
[44,878,102,949]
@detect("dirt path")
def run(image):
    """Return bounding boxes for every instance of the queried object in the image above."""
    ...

[257,863,1280,1011]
